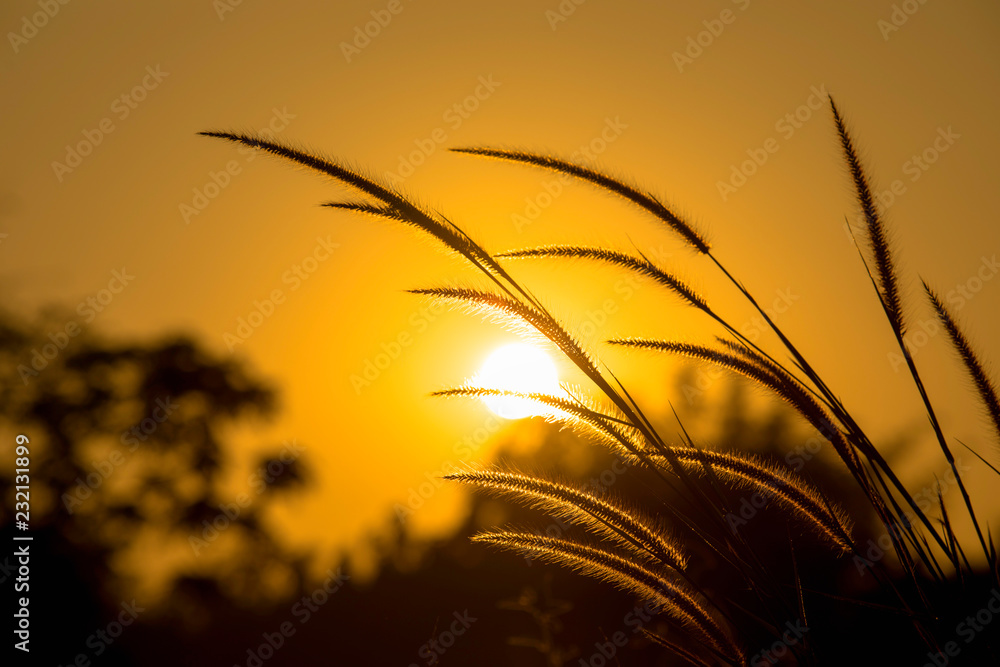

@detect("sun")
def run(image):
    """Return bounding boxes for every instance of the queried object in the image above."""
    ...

[475,343,562,419]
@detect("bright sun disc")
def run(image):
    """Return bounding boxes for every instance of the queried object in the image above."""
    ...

[475,343,562,419]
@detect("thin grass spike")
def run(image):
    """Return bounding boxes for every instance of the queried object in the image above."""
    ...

[830,100,994,564]
[199,131,513,285]
[924,281,1000,447]
[408,286,601,378]
[828,98,904,334]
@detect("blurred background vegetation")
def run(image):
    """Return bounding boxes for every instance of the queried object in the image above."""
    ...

[5,308,997,665]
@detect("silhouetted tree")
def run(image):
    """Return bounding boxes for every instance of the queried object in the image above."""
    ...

[0,308,310,664]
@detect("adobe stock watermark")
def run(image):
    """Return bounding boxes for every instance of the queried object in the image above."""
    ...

[523,456,633,567]
[716,84,828,202]
[7,0,71,54]
[213,0,247,21]
[680,286,800,404]
[784,425,839,473]
[749,619,809,666]
[358,246,648,396]
[189,440,305,555]
[340,0,415,63]
[180,107,296,224]
[223,235,339,351]
[407,610,477,667]
[234,568,349,667]
[384,75,502,186]
[888,254,997,371]
[574,275,643,342]
[878,0,931,41]
[842,125,960,242]
[394,413,504,523]
[510,116,629,233]
[578,601,655,667]
[61,396,178,514]
[0,556,17,586]
[17,268,136,384]
[564,245,670,340]
[51,599,145,665]
[853,459,972,575]
[514,245,660,343]
[672,0,751,73]
[579,590,699,666]
[350,295,450,395]
[544,0,587,31]
[922,588,1000,666]
[723,478,795,536]
[52,66,170,183]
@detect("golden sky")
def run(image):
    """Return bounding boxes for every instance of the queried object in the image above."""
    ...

[3,0,999,585]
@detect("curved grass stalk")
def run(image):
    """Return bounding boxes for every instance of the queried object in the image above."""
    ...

[452,139,844,411]
[199,132,732,564]
[200,133,494,274]
[716,336,964,578]
[498,245,710,312]
[613,337,862,470]
[451,147,712,254]
[201,130,752,587]
[445,466,688,573]
[601,341,856,551]
[408,287,600,378]
[450,138,891,484]
[431,386,646,461]
[472,532,743,664]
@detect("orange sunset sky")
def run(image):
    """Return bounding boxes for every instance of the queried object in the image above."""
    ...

[3,0,999,593]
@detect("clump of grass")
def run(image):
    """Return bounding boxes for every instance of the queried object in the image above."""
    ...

[202,98,999,665]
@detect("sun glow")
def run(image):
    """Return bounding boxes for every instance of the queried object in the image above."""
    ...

[475,343,563,419]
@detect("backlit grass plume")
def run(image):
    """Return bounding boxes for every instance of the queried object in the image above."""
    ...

[407,286,600,377]
[431,386,647,463]
[451,147,712,254]
[445,466,688,572]
[203,96,999,665]
[497,245,710,312]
